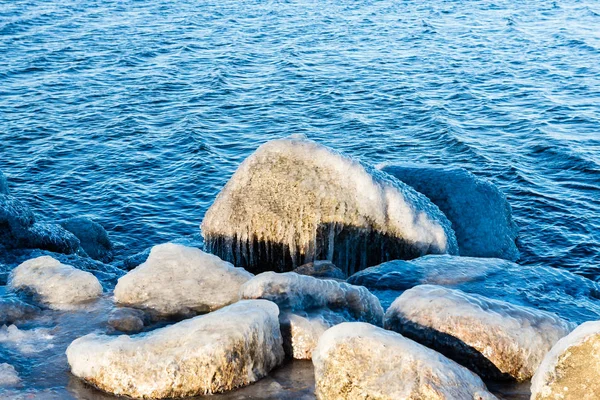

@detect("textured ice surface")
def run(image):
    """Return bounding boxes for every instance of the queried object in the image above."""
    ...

[0,292,39,325]
[381,165,518,260]
[66,300,285,398]
[385,285,574,381]
[0,363,20,387]
[58,217,114,263]
[202,137,457,275]
[9,256,102,309]
[114,243,253,317]
[19,222,81,255]
[347,255,600,323]
[0,324,55,354]
[313,322,497,400]
[530,321,600,400]
[293,261,346,280]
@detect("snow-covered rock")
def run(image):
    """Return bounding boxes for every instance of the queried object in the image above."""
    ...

[0,293,39,325]
[313,322,497,400]
[0,363,20,387]
[293,261,346,280]
[114,243,253,317]
[531,321,600,400]
[107,307,146,333]
[202,136,458,275]
[381,165,518,260]
[66,300,285,398]
[347,255,600,323]
[58,217,113,262]
[8,256,102,309]
[385,285,573,381]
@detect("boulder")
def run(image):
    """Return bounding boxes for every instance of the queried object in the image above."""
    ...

[293,260,346,280]
[531,321,600,400]
[8,256,102,309]
[114,243,253,317]
[58,217,113,262]
[66,300,285,398]
[0,363,20,387]
[17,222,80,255]
[381,165,518,260]
[0,194,35,247]
[384,285,574,381]
[107,307,146,333]
[202,136,457,276]
[313,322,497,400]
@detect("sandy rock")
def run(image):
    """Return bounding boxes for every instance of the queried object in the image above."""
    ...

[66,300,285,398]
[313,322,497,400]
[293,261,346,280]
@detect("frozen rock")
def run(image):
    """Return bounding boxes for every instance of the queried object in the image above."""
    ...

[0,363,20,387]
[0,171,9,195]
[9,256,102,309]
[531,321,600,400]
[385,285,574,381]
[0,293,39,325]
[58,217,113,263]
[107,307,146,333]
[313,322,497,400]
[114,243,253,317]
[202,136,458,275]
[293,261,346,280]
[0,324,55,354]
[66,300,285,398]
[347,255,600,323]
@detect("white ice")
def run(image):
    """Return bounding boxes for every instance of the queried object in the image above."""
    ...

[0,363,20,387]
[0,324,55,354]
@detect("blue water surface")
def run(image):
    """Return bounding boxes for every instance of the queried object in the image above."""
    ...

[1,0,599,279]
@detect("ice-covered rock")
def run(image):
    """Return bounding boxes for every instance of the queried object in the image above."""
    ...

[202,136,458,275]
[530,321,600,400]
[385,285,574,381]
[0,194,35,247]
[18,222,81,255]
[107,307,146,333]
[381,165,518,260]
[313,322,497,400]
[0,324,55,354]
[293,261,346,280]
[0,363,20,387]
[0,292,39,325]
[9,256,102,309]
[114,243,253,317]
[347,255,600,322]
[66,300,285,398]
[58,217,113,263]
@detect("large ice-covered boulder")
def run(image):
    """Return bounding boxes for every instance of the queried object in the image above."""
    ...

[58,217,113,263]
[381,165,518,260]
[385,285,574,381]
[531,321,600,400]
[202,136,458,275]
[66,300,285,398]
[347,255,600,323]
[8,256,102,309]
[114,243,253,317]
[313,322,497,400]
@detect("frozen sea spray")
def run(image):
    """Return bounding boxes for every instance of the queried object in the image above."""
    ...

[202,136,458,275]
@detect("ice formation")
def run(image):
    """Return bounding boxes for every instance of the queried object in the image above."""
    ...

[385,285,574,381]
[114,243,253,317]
[0,363,20,387]
[58,217,114,262]
[530,321,600,400]
[313,322,497,400]
[347,255,600,322]
[9,256,102,309]
[293,260,346,280]
[0,324,55,354]
[66,300,285,398]
[381,165,519,260]
[0,292,39,325]
[202,136,458,275]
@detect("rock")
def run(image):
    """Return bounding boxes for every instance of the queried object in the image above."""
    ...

[8,256,103,309]
[381,165,518,260]
[313,322,497,400]
[347,255,600,323]
[114,243,253,317]
[0,292,39,325]
[114,247,151,270]
[0,171,9,195]
[0,363,20,387]
[293,261,346,280]
[17,222,81,255]
[384,285,574,381]
[202,136,458,276]
[107,307,146,333]
[0,194,36,247]
[58,217,113,263]
[66,300,285,398]
[531,321,600,400]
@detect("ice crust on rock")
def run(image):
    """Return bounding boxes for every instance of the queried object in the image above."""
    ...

[530,321,600,400]
[202,137,458,275]
[381,165,518,260]
[0,363,20,387]
[66,300,285,398]
[313,322,497,400]
[9,256,102,309]
[385,285,574,381]
[347,255,600,322]
[0,324,55,354]
[293,260,346,280]
[114,243,253,317]
[58,217,114,263]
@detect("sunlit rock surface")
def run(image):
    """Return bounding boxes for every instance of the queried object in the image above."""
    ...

[293,261,346,280]
[8,256,102,309]
[114,243,253,317]
[313,322,497,400]
[202,137,458,275]
[58,217,114,263]
[385,285,574,381]
[0,363,20,387]
[66,300,285,398]
[347,255,600,323]
[531,321,600,400]
[381,165,518,260]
